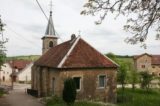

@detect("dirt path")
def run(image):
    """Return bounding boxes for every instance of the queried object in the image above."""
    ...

[0,84,44,106]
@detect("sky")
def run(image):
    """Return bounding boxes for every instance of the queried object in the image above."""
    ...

[0,0,159,56]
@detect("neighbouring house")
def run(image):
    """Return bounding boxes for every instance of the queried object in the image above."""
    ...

[9,60,32,82]
[0,63,12,83]
[31,10,118,103]
[17,62,33,83]
[134,53,160,76]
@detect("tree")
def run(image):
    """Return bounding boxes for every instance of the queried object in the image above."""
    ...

[0,16,7,85]
[106,52,117,62]
[140,71,153,91]
[130,69,139,90]
[118,62,128,91]
[81,0,160,46]
[62,78,77,105]
[127,62,139,90]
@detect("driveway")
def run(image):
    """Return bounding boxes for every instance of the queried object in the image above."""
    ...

[0,83,44,106]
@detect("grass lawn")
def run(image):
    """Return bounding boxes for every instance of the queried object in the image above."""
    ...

[0,90,4,97]
[117,88,160,106]
[46,96,105,106]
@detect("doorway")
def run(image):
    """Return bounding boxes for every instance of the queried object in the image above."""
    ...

[52,78,55,95]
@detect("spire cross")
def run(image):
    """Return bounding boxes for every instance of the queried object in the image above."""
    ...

[78,30,81,35]
[49,0,53,12]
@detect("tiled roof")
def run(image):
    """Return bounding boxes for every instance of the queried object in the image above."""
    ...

[9,60,31,70]
[34,40,74,67]
[152,55,160,65]
[133,53,151,60]
[35,36,118,68]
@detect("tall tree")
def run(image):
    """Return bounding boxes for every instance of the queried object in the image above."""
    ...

[140,71,153,91]
[118,62,128,91]
[0,16,7,84]
[81,0,160,46]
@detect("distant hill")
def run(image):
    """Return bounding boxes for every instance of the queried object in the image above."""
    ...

[7,55,41,61]
[7,54,134,64]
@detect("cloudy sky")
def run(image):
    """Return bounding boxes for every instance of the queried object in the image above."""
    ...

[0,0,159,56]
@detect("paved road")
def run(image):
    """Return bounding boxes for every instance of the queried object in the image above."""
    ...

[0,84,44,106]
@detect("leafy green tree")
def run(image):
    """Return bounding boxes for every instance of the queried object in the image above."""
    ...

[118,62,128,91]
[81,0,160,46]
[0,16,7,85]
[106,52,117,62]
[63,78,76,105]
[127,62,139,90]
[140,71,153,91]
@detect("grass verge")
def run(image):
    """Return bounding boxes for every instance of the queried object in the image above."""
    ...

[117,88,160,106]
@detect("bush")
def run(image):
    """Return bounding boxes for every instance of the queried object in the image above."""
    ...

[63,78,77,105]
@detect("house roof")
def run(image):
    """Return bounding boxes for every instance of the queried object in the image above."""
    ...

[134,53,160,65]
[133,53,152,60]
[152,55,160,65]
[35,36,118,69]
[9,60,32,70]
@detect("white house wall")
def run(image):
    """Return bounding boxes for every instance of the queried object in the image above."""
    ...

[18,63,33,82]
[0,63,12,82]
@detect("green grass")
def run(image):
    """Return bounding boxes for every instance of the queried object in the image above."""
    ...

[117,88,160,106]
[46,96,103,106]
[0,89,4,97]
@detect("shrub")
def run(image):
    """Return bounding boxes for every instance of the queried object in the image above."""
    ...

[63,78,77,105]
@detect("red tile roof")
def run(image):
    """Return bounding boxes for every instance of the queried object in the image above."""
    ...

[152,55,160,65]
[34,40,74,67]
[9,60,31,70]
[35,37,118,68]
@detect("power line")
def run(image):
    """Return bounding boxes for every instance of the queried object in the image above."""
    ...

[6,26,41,48]
[35,0,48,21]
[35,0,64,42]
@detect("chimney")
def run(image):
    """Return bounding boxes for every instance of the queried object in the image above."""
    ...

[71,34,76,40]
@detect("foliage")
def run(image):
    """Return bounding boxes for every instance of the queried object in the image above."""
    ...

[117,88,160,106]
[7,55,40,61]
[117,62,128,90]
[46,96,103,106]
[81,0,160,46]
[0,16,7,70]
[0,88,4,97]
[140,71,153,91]
[63,78,77,105]
[46,95,65,106]
[106,52,117,62]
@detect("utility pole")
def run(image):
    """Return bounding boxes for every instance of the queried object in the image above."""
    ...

[11,58,14,90]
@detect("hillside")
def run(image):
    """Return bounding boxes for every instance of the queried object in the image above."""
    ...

[7,55,41,61]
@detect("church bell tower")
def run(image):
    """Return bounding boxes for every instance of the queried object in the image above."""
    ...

[42,2,58,55]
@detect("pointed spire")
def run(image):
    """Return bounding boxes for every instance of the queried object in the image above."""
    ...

[45,0,56,36]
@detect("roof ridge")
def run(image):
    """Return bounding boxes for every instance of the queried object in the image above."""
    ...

[57,36,81,68]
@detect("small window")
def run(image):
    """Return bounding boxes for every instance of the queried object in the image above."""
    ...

[152,66,155,68]
[98,75,106,88]
[141,65,145,68]
[73,77,81,90]
[49,41,53,47]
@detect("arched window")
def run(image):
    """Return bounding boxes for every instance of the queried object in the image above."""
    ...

[49,41,53,47]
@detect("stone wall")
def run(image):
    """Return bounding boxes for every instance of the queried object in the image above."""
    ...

[32,66,117,103]
[134,55,160,76]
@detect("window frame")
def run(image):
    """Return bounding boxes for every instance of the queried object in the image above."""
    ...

[73,76,82,91]
[98,74,107,89]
